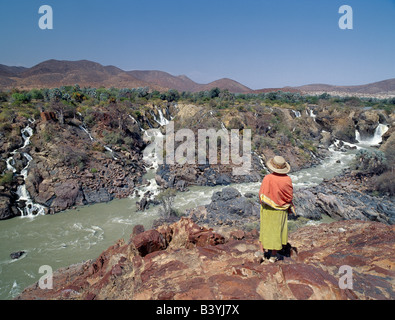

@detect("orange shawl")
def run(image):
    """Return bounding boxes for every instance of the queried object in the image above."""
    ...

[259,173,295,214]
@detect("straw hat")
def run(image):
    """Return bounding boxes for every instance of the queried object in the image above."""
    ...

[266,156,291,174]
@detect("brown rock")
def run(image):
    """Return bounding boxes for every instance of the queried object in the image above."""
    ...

[230,230,245,240]
[132,224,145,237]
[131,229,167,257]
[51,180,84,212]
[40,111,57,122]
[16,219,395,301]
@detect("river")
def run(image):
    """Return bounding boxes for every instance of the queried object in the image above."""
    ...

[0,122,387,300]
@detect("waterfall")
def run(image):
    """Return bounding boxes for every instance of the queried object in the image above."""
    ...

[79,125,94,141]
[16,169,46,217]
[292,110,301,118]
[307,108,316,122]
[21,127,34,148]
[11,122,46,217]
[77,115,119,159]
[104,146,118,160]
[355,123,389,146]
[5,152,17,173]
[152,106,170,126]
[158,108,170,126]
[134,110,170,203]
[129,115,147,136]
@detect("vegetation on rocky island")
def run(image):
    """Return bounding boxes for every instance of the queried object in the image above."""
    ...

[0,84,394,220]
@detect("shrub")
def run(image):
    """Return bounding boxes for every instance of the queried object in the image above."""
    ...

[353,149,387,175]
[0,122,12,132]
[103,130,124,145]
[0,172,14,186]
[11,92,31,104]
[373,170,395,196]
[57,146,88,170]
[0,92,8,102]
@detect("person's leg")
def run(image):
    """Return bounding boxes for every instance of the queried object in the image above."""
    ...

[257,206,265,255]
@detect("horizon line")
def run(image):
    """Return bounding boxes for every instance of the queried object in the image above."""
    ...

[1,58,394,91]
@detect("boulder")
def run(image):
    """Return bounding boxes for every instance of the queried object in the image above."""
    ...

[40,112,57,122]
[292,189,322,220]
[131,229,167,257]
[0,194,18,220]
[10,251,25,260]
[356,111,380,137]
[207,187,258,218]
[83,188,112,205]
[51,180,84,212]
[132,225,145,237]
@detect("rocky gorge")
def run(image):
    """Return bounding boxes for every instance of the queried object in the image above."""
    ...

[1,97,394,220]
[1,90,394,300]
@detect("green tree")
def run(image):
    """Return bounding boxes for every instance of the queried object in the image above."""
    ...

[11,92,31,104]
[29,89,44,100]
[209,87,221,98]
[164,89,180,102]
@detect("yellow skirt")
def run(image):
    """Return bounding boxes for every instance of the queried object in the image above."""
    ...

[259,204,288,251]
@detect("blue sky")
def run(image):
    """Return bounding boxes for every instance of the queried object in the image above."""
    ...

[0,0,394,89]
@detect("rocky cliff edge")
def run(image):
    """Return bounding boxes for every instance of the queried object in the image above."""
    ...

[16,217,394,300]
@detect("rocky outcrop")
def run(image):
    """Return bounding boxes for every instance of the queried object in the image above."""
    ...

[0,192,19,220]
[293,172,395,225]
[155,160,262,191]
[16,218,395,300]
[40,111,57,122]
[355,110,380,138]
[186,175,395,231]
[189,187,260,229]
[19,119,147,214]
[0,103,153,218]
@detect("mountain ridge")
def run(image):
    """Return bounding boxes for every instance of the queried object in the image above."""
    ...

[1,59,394,95]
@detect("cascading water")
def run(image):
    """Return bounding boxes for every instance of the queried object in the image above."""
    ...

[134,128,163,202]
[77,115,119,160]
[7,121,46,217]
[79,125,94,141]
[16,154,45,217]
[151,106,170,126]
[103,146,118,160]
[291,110,301,118]
[307,108,316,122]
[355,123,389,146]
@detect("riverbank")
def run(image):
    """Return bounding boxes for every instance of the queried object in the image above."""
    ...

[16,217,395,300]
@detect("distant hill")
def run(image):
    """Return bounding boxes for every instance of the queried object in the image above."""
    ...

[295,78,395,95]
[127,70,199,92]
[199,78,251,93]
[0,59,251,93]
[1,60,158,91]
[0,59,394,96]
[252,87,302,94]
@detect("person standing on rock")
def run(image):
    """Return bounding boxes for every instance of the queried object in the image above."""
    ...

[257,156,295,263]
